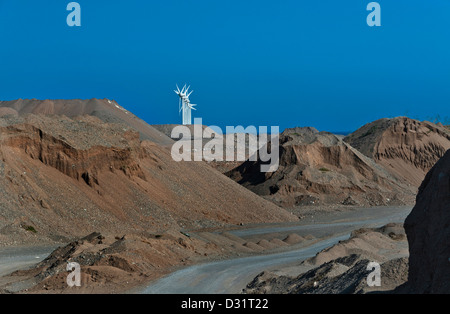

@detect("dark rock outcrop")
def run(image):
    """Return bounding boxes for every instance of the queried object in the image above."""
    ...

[403,149,450,293]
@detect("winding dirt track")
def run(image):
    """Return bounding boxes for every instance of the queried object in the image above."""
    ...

[141,206,412,294]
[0,207,411,294]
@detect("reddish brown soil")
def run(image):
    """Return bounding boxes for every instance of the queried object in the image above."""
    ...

[0,114,296,247]
[0,99,173,145]
[0,99,298,294]
[227,127,416,208]
[344,117,450,187]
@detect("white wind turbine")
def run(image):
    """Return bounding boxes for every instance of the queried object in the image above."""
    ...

[174,84,197,125]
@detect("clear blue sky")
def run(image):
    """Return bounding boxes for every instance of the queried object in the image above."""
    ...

[0,0,449,133]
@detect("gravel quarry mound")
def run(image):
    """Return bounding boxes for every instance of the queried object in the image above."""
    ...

[245,255,408,294]
[2,231,228,293]
[227,127,415,208]
[243,223,409,294]
[0,113,296,246]
[344,117,450,187]
[0,98,173,145]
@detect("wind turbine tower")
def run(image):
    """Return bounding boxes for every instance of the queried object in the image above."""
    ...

[174,84,197,125]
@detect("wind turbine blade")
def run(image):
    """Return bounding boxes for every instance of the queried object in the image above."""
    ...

[176,84,180,92]
[187,90,193,97]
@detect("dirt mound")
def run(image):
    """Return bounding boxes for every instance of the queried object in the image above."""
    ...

[0,114,296,246]
[0,99,173,145]
[243,242,265,251]
[344,117,450,187]
[221,232,246,244]
[256,239,277,250]
[403,149,450,293]
[4,231,226,293]
[0,107,18,117]
[227,127,415,208]
[308,223,408,267]
[283,234,304,245]
[244,223,409,294]
[269,238,289,247]
[244,255,409,294]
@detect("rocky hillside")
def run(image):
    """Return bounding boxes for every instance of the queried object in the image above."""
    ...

[243,149,450,294]
[344,117,450,187]
[226,127,415,208]
[0,114,296,246]
[403,149,450,293]
[244,223,409,294]
[0,99,173,145]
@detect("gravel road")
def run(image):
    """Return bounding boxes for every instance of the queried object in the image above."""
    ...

[142,206,412,294]
[0,245,56,277]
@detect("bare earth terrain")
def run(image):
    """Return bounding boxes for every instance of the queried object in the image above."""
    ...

[226,126,417,208]
[0,99,295,293]
[344,117,450,187]
[141,206,411,294]
[0,99,448,294]
[0,113,296,247]
[244,223,409,294]
[242,148,450,294]
[0,206,411,294]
